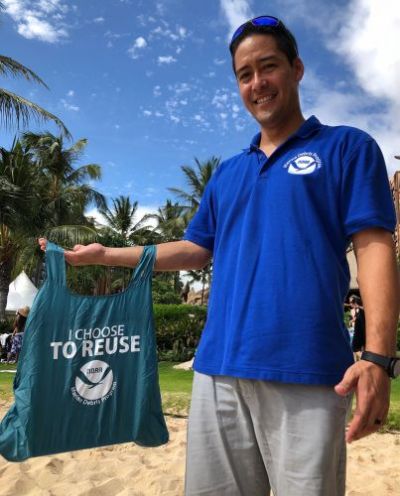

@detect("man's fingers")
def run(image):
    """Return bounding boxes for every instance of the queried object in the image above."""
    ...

[346,409,369,442]
[346,382,389,442]
[38,238,47,252]
[347,414,385,442]
[72,244,85,252]
[334,366,358,396]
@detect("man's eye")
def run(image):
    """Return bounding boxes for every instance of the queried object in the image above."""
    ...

[239,73,250,82]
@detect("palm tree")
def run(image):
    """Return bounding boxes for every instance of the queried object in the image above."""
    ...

[99,196,141,243]
[144,200,187,293]
[98,195,151,292]
[186,264,212,306]
[0,140,39,318]
[144,200,187,243]
[0,3,70,136]
[169,157,219,301]
[168,156,220,219]
[0,133,105,317]
[22,132,106,226]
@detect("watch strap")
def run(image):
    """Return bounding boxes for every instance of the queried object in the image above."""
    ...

[360,351,393,377]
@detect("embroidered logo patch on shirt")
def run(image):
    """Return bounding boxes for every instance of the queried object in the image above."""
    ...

[284,152,322,175]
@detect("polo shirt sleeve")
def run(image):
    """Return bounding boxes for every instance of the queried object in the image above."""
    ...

[341,138,396,237]
[183,175,217,252]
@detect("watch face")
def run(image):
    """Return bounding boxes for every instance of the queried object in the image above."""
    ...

[394,359,400,378]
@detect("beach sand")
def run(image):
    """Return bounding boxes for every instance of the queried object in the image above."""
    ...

[0,400,399,496]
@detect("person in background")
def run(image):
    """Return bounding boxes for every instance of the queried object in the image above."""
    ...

[351,296,366,356]
[7,306,30,364]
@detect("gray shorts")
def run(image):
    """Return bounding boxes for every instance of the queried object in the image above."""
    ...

[185,372,351,496]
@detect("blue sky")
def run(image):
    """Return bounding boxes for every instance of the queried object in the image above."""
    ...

[2,0,400,222]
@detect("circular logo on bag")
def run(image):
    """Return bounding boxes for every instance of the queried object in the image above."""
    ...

[71,360,116,404]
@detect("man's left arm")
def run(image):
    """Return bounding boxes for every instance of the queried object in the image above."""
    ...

[335,227,400,442]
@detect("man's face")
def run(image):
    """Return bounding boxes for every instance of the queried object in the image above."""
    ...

[234,34,304,130]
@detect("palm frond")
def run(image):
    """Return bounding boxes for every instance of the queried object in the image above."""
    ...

[66,164,102,183]
[0,88,71,137]
[45,225,98,249]
[0,55,49,88]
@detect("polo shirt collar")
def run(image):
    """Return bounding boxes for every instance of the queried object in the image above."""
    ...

[247,115,322,153]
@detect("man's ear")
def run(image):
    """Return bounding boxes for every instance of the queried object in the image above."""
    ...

[293,57,304,83]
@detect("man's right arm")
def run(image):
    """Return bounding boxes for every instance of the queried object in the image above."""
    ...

[38,238,211,271]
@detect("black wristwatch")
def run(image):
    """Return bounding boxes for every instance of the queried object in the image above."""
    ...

[360,351,400,379]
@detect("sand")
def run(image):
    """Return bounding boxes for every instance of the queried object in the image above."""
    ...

[0,400,399,496]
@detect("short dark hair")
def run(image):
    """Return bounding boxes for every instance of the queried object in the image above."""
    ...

[229,21,299,73]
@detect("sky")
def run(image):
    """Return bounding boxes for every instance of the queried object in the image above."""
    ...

[2,0,400,224]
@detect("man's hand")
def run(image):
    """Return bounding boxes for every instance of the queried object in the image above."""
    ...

[38,238,106,266]
[335,360,390,443]
[39,238,210,270]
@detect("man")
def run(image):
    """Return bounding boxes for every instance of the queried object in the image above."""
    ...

[40,15,399,496]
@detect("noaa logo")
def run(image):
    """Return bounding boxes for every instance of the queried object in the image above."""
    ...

[71,360,116,405]
[284,152,322,175]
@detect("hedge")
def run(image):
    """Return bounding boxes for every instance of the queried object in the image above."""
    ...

[154,304,207,361]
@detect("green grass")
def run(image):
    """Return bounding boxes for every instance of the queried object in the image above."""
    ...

[158,361,193,416]
[1,362,400,429]
[0,363,17,402]
[386,379,400,430]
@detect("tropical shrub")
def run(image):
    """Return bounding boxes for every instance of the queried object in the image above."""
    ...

[154,304,207,361]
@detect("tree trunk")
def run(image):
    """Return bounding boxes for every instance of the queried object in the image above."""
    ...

[0,257,13,320]
[201,274,205,306]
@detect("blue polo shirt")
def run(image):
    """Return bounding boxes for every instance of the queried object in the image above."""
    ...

[184,116,396,385]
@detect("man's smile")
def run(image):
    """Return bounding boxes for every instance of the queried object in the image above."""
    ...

[254,94,277,104]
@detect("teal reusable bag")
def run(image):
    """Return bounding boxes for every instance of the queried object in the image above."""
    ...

[0,242,168,462]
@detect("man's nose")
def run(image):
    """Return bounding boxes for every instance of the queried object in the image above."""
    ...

[252,72,267,91]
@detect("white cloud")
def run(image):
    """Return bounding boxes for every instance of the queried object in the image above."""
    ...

[212,91,229,109]
[153,85,162,97]
[143,110,152,116]
[61,98,79,111]
[134,36,147,48]
[158,55,177,65]
[127,36,147,58]
[4,0,69,42]
[67,90,74,97]
[170,82,190,94]
[170,115,180,123]
[332,0,400,103]
[18,14,67,42]
[219,0,252,40]
[93,16,104,23]
[214,58,226,66]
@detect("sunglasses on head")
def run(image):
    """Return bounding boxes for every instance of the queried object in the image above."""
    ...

[230,15,295,51]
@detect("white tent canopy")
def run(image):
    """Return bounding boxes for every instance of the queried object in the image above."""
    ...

[5,271,38,312]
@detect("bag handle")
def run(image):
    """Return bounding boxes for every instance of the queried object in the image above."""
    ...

[132,245,156,283]
[44,241,67,285]
[44,242,156,288]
